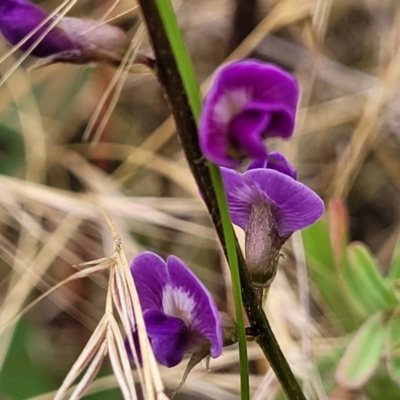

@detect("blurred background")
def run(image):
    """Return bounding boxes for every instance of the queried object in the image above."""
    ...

[1,0,400,398]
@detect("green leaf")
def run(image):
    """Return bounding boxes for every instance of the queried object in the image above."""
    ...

[336,313,386,389]
[154,0,201,120]
[389,233,400,281]
[365,365,400,399]
[343,243,398,315]
[385,314,400,384]
[302,220,361,332]
[302,218,335,272]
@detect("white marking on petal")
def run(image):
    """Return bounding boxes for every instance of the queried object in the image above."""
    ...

[162,284,195,327]
[231,179,265,207]
[212,88,251,127]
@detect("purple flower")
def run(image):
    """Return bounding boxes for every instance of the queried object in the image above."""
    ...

[128,252,222,368]
[199,59,299,168]
[0,0,128,65]
[221,152,324,286]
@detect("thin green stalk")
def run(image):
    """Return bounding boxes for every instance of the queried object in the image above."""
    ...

[209,165,249,399]
[151,1,202,120]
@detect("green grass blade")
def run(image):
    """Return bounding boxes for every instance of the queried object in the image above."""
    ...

[153,1,202,119]
[209,165,250,399]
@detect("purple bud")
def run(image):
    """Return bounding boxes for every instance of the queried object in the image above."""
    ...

[0,0,78,57]
[0,0,128,66]
[56,17,128,65]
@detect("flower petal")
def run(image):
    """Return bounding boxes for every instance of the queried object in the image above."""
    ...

[266,151,297,179]
[166,256,223,358]
[130,252,169,311]
[220,168,253,230]
[0,0,78,57]
[243,100,297,139]
[248,151,297,179]
[144,309,188,367]
[229,108,270,160]
[243,169,324,237]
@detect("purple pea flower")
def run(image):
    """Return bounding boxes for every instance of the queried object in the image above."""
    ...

[127,252,222,368]
[221,152,324,286]
[199,59,299,168]
[0,0,128,65]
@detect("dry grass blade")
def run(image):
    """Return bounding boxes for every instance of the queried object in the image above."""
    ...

[4,68,47,182]
[107,314,137,400]
[50,242,163,400]
[50,245,136,400]
[107,271,137,395]
[106,326,134,400]
[312,0,332,38]
[49,233,155,400]
[332,50,400,198]
[102,215,164,400]
[0,174,211,240]
[54,315,109,400]
[292,231,328,399]
[257,34,377,92]
[102,5,140,25]
[47,198,165,400]
[69,341,108,400]
[82,22,146,143]
[110,117,176,182]
[95,0,124,23]
[236,0,313,55]
[0,215,82,372]
[0,257,114,333]
[111,264,143,379]
[71,143,197,195]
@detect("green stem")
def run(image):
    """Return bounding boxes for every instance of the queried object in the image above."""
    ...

[209,166,249,398]
[136,1,306,399]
